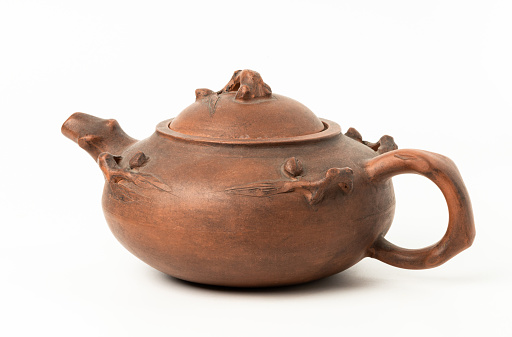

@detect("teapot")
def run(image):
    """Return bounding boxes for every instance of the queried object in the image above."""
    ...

[62,70,475,287]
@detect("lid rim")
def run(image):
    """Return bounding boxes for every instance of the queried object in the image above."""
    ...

[156,118,341,146]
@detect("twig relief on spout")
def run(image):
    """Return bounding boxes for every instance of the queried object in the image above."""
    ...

[61,112,137,160]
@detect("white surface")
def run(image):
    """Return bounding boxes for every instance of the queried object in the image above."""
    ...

[1,1,511,336]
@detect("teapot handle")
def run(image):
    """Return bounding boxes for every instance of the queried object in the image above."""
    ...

[365,149,475,269]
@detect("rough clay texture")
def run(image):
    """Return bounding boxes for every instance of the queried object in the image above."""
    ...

[61,70,475,287]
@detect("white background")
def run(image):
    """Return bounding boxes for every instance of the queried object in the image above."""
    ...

[1,1,511,336]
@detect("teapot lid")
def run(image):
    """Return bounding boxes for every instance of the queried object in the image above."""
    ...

[169,70,327,140]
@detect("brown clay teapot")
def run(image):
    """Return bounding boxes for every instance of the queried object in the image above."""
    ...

[62,70,475,287]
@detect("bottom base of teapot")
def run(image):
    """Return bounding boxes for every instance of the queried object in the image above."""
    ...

[166,271,348,289]
[151,260,362,288]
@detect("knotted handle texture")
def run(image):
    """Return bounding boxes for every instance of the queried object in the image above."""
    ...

[365,149,475,269]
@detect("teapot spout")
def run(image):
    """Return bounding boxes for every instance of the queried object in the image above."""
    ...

[62,112,137,160]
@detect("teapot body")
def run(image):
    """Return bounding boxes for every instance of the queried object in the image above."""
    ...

[62,70,474,287]
[101,123,394,287]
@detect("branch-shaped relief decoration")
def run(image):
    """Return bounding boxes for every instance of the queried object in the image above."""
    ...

[345,127,398,154]
[226,158,354,206]
[194,69,272,115]
[98,152,173,202]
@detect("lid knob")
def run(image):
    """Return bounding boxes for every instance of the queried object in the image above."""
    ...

[195,69,272,102]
